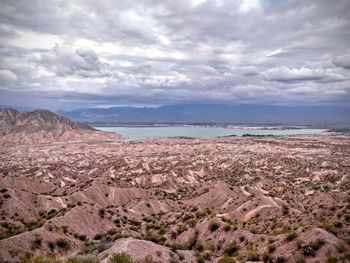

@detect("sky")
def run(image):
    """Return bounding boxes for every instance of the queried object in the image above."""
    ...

[0,0,350,110]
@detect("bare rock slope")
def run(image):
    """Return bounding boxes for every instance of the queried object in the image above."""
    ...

[0,108,121,145]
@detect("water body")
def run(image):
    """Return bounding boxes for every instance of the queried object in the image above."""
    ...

[95,126,327,141]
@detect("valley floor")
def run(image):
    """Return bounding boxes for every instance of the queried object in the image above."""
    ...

[0,135,350,262]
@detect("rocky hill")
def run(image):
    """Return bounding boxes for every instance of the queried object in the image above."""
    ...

[0,108,95,135]
[0,108,121,145]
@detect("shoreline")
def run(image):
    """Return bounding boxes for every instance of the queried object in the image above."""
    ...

[94,126,329,141]
[92,124,329,130]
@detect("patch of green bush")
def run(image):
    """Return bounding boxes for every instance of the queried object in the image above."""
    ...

[223,224,231,232]
[217,255,236,263]
[19,254,60,263]
[208,220,220,232]
[98,208,105,218]
[320,222,337,235]
[109,252,134,263]
[31,235,42,250]
[55,238,71,251]
[301,239,325,257]
[246,251,260,261]
[66,255,99,263]
[224,241,239,256]
[335,241,347,253]
[285,232,297,242]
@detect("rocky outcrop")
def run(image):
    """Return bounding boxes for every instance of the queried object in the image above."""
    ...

[0,108,121,145]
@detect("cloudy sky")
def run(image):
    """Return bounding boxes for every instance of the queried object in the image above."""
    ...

[0,0,350,110]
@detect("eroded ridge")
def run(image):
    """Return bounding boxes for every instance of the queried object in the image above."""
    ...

[0,135,349,262]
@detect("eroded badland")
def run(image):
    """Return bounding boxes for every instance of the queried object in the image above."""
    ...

[0,135,350,262]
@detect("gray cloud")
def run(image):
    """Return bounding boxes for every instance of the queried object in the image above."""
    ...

[0,69,17,82]
[333,54,350,70]
[0,0,349,109]
[38,45,106,77]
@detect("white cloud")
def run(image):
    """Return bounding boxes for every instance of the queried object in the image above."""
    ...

[4,29,63,49]
[191,0,207,7]
[157,35,170,46]
[262,67,324,82]
[262,66,348,83]
[239,0,261,13]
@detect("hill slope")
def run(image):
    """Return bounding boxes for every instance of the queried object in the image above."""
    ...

[0,108,95,135]
[0,108,121,145]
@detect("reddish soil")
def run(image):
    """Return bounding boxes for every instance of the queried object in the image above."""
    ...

[0,134,349,262]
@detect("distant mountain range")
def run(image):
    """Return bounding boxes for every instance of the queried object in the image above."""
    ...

[58,104,350,125]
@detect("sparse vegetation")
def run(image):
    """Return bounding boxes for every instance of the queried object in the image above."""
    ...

[19,254,60,263]
[31,235,42,250]
[320,222,337,235]
[282,205,289,215]
[55,238,71,251]
[246,251,260,261]
[335,241,347,253]
[276,256,286,263]
[268,244,276,253]
[80,241,110,254]
[223,224,231,232]
[186,229,199,250]
[98,208,106,218]
[1,122,349,263]
[217,255,236,263]
[109,252,134,263]
[19,254,99,263]
[301,238,325,257]
[224,241,239,256]
[66,256,99,263]
[208,220,220,232]
[285,231,297,242]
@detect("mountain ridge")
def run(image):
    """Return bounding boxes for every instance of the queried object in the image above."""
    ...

[58,104,350,125]
[0,108,95,135]
[0,108,121,145]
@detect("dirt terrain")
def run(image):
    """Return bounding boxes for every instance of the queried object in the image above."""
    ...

[0,133,349,262]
